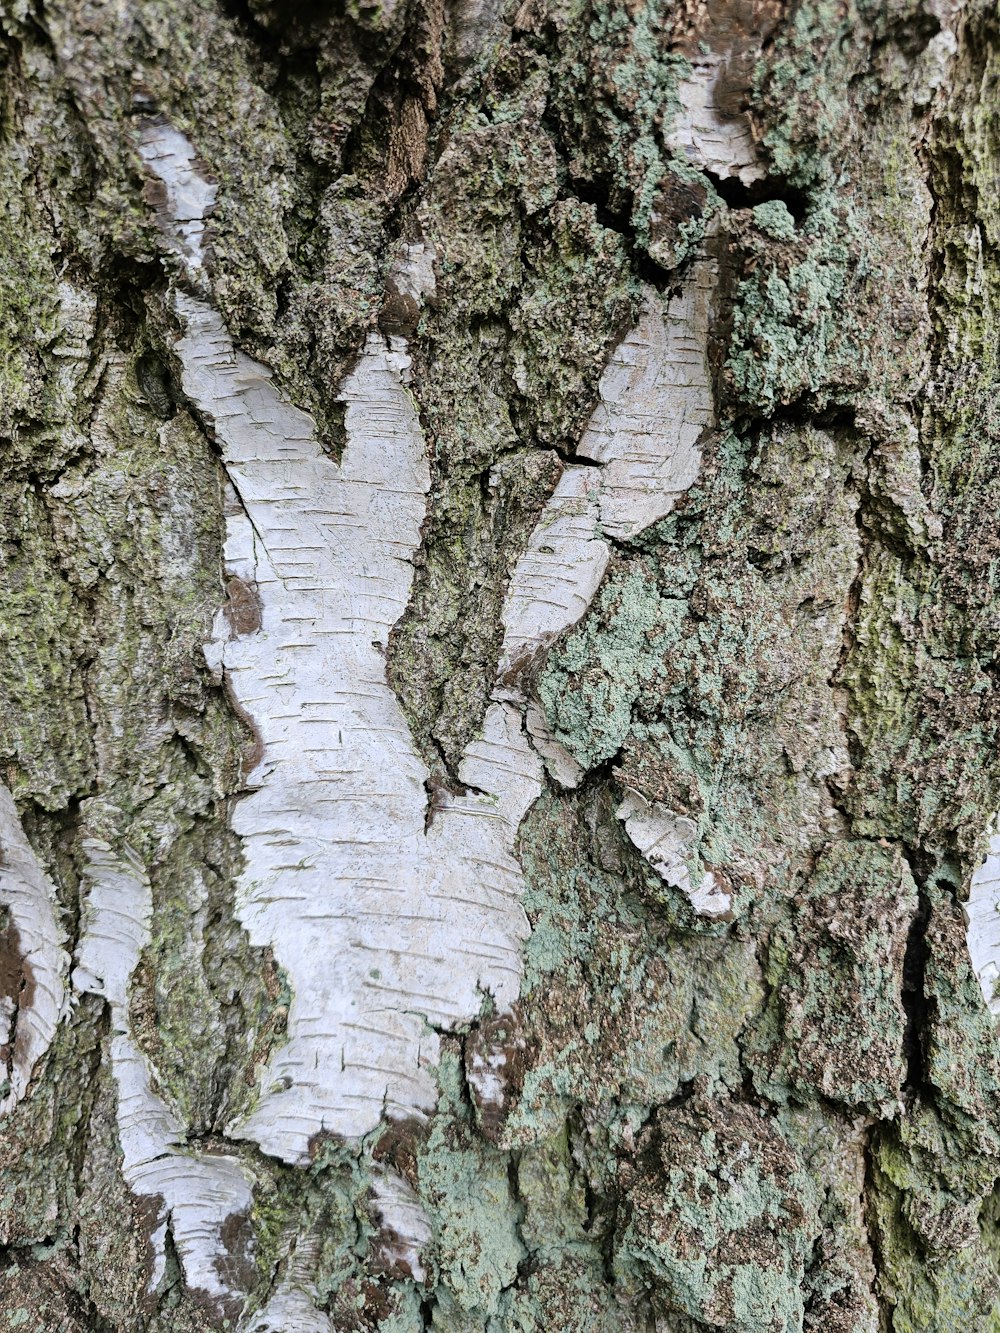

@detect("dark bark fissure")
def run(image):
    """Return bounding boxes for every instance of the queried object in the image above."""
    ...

[900,876,932,1095]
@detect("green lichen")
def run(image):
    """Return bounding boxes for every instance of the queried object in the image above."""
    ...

[748,840,918,1114]
[751,200,797,242]
[753,0,863,186]
[539,568,682,772]
[0,166,62,441]
[870,1103,1000,1332]
[724,197,863,416]
[417,1052,525,1318]
[616,1098,821,1332]
[549,0,706,265]
[539,421,861,924]
[478,790,760,1148]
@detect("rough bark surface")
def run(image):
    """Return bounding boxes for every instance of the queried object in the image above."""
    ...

[2,0,1000,1330]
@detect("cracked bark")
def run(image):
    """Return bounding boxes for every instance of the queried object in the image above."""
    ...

[3,0,1000,1331]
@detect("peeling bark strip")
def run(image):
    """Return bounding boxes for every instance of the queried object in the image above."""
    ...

[576,269,717,541]
[72,841,253,1307]
[669,9,770,187]
[0,786,67,1115]
[138,120,217,274]
[499,264,718,794]
[498,465,609,677]
[671,59,763,187]
[140,120,718,1170]
[616,792,732,919]
[369,1170,433,1280]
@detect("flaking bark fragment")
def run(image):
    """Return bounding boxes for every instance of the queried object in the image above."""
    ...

[0,785,68,1116]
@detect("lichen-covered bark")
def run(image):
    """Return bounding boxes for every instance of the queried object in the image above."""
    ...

[3,0,1000,1329]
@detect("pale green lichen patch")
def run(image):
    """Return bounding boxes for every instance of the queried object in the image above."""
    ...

[539,566,681,774]
[870,1101,1000,1333]
[462,789,761,1149]
[751,200,797,242]
[723,199,864,416]
[507,1126,620,1331]
[753,0,867,187]
[747,840,918,1114]
[615,1097,821,1332]
[416,1052,525,1319]
[547,0,709,266]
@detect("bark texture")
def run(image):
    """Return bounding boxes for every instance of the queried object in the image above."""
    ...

[1,0,1000,1329]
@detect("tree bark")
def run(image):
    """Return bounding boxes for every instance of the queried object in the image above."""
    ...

[1,0,999,1328]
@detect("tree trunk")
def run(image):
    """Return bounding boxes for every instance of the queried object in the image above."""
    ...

[1,0,999,1328]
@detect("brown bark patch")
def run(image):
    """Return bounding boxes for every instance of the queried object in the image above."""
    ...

[0,920,35,1080]
[372,1116,430,1188]
[216,1208,257,1299]
[465,1006,530,1142]
[224,576,263,636]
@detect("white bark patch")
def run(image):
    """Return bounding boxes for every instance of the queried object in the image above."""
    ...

[670,56,762,184]
[965,821,1000,1015]
[390,240,437,305]
[524,702,584,790]
[180,301,444,1158]
[245,1237,332,1333]
[140,120,721,1170]
[138,121,216,274]
[370,1171,433,1281]
[73,841,254,1304]
[0,786,69,1116]
[141,122,544,1165]
[616,791,732,919]
[576,267,717,541]
[499,466,609,679]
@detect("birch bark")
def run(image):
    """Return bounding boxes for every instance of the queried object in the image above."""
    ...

[2,1,1000,1330]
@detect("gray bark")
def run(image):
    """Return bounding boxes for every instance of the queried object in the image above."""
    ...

[1,0,999,1330]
